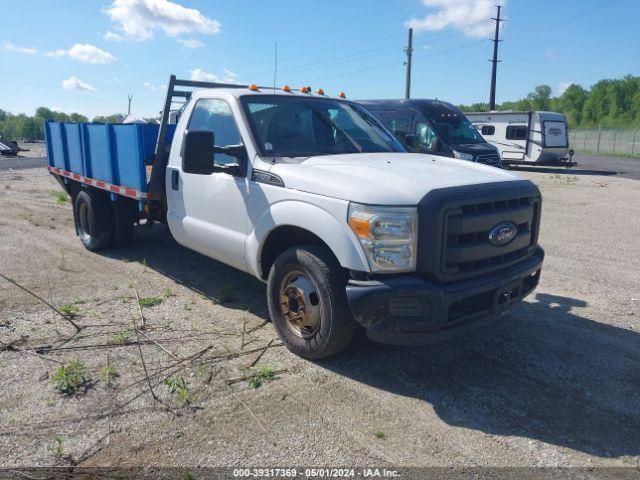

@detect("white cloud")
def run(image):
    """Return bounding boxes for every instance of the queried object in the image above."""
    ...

[557,82,572,95]
[177,38,204,49]
[62,77,96,92]
[104,30,125,42]
[103,0,221,41]
[46,44,117,64]
[144,82,166,91]
[405,0,504,38]
[1,41,37,54]
[189,68,237,84]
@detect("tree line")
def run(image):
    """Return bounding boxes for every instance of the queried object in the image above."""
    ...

[458,75,640,128]
[0,107,128,142]
[2,75,639,141]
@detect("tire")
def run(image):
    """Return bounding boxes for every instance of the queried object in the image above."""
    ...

[74,190,112,251]
[267,245,357,360]
[111,198,135,247]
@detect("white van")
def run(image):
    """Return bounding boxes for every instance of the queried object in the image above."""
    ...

[465,111,575,167]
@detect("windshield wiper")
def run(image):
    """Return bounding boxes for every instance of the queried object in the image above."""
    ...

[309,106,363,153]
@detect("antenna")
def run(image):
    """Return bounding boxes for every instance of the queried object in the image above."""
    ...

[127,94,133,116]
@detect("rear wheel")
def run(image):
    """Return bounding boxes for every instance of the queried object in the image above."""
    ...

[267,245,357,360]
[74,190,111,251]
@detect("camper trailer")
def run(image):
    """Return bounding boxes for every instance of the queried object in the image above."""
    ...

[465,111,575,167]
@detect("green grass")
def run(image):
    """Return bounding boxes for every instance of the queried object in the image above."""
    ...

[49,190,68,205]
[374,431,386,439]
[162,287,175,298]
[138,296,163,308]
[52,359,90,395]
[100,365,119,387]
[57,303,80,318]
[247,365,275,389]
[112,330,131,344]
[164,375,191,406]
[50,435,64,458]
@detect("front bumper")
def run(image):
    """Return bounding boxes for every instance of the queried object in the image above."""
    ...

[346,247,544,345]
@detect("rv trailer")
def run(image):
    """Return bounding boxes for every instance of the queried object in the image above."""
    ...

[465,111,575,168]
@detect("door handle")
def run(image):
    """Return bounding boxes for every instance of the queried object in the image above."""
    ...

[171,170,179,190]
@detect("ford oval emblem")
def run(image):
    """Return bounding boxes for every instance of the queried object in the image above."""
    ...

[488,221,518,246]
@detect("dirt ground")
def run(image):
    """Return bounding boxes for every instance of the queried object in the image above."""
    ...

[0,165,638,470]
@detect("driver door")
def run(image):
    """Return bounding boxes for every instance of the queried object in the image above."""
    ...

[166,98,250,271]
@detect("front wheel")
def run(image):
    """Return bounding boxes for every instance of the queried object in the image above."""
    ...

[267,245,357,360]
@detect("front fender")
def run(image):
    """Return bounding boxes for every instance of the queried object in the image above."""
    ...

[245,200,370,278]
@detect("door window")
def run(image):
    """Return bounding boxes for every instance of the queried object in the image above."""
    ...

[188,99,242,166]
[416,122,438,151]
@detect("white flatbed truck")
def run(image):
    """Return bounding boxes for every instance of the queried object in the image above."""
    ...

[46,76,544,359]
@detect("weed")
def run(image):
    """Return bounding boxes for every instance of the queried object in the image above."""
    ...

[139,296,163,308]
[164,375,191,406]
[112,330,131,344]
[52,360,89,395]
[141,258,148,272]
[50,435,64,458]
[121,257,131,263]
[374,431,385,439]
[50,190,68,205]
[183,304,193,312]
[162,287,175,298]
[58,303,80,318]
[100,365,119,387]
[247,365,275,389]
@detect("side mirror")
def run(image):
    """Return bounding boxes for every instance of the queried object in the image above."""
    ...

[404,134,420,151]
[182,130,214,174]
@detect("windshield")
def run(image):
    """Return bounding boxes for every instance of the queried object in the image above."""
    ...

[241,95,405,158]
[422,103,485,145]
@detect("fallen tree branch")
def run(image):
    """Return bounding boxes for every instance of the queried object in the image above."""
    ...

[0,272,80,332]
[247,338,275,369]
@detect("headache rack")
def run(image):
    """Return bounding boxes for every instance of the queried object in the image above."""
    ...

[147,75,272,219]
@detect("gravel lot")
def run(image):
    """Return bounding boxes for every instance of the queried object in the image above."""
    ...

[0,163,638,470]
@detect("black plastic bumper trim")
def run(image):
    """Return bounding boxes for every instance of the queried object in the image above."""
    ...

[346,247,544,345]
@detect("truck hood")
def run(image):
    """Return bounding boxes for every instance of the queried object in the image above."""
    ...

[270,152,521,205]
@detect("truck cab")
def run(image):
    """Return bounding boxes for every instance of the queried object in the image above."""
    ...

[47,77,544,360]
[359,99,502,168]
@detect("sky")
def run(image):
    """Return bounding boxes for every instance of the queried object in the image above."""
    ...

[0,0,638,119]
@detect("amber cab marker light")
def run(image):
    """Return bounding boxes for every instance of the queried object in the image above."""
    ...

[300,86,310,93]
[282,85,291,92]
[248,84,259,91]
[348,217,370,238]
[316,88,325,95]
[338,92,346,99]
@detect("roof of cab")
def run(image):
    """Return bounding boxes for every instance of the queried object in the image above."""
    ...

[196,86,346,100]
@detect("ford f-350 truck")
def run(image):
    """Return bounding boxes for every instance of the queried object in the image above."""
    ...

[46,75,544,359]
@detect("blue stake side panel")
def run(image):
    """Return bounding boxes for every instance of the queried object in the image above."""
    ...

[45,121,164,193]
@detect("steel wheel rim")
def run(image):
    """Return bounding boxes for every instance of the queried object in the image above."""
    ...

[279,271,321,338]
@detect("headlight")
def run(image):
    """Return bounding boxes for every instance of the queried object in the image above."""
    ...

[348,203,417,273]
[452,150,474,161]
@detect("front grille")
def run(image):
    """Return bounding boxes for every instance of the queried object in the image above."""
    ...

[444,196,539,276]
[476,153,501,166]
[417,181,541,283]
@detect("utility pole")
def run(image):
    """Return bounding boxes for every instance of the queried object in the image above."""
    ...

[404,28,413,99]
[488,5,505,111]
[127,94,133,116]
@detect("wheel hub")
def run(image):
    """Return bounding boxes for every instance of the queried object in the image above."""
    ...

[279,274,321,338]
